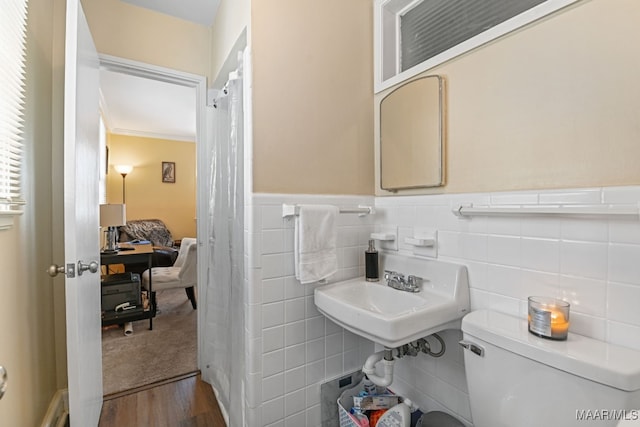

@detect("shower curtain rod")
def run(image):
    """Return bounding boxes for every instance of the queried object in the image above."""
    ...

[220,71,240,95]
[210,71,240,107]
[282,204,374,218]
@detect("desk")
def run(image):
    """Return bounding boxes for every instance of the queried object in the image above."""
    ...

[101,244,156,330]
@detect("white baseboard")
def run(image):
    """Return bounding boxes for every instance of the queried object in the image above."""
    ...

[40,389,69,427]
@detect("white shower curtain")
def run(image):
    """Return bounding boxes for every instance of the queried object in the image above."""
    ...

[202,67,245,426]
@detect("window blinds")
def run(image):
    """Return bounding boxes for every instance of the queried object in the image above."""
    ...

[0,0,28,210]
[400,0,546,72]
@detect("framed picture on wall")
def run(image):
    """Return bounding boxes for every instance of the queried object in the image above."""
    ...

[162,161,175,183]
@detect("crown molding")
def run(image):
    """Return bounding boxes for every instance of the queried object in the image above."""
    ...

[109,128,196,143]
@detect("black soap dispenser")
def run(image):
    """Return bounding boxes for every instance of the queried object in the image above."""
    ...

[365,239,379,282]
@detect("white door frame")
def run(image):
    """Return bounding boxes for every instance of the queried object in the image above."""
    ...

[98,54,208,371]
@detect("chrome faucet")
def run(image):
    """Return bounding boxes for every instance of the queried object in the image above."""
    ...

[384,270,422,293]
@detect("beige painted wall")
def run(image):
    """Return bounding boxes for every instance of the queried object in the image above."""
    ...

[81,0,211,78]
[107,134,197,240]
[0,0,59,424]
[251,0,374,195]
[376,0,640,195]
[210,0,250,83]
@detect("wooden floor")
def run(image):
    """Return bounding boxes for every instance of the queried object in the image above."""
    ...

[99,373,226,427]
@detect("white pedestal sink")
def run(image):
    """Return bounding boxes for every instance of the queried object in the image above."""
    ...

[314,253,470,348]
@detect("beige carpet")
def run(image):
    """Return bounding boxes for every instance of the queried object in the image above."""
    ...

[102,288,197,396]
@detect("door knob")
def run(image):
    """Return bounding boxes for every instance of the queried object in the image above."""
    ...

[78,260,99,276]
[47,264,66,277]
[47,263,77,278]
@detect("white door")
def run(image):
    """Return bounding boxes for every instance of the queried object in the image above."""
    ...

[63,0,102,424]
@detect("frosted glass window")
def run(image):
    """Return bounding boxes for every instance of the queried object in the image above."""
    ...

[375,0,579,92]
[401,0,546,71]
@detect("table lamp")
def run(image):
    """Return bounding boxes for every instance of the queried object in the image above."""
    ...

[100,204,126,253]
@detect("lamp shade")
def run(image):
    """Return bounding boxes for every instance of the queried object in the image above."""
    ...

[115,164,133,175]
[100,204,126,227]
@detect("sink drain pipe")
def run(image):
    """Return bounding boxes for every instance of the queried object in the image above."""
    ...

[362,334,446,387]
[362,348,395,388]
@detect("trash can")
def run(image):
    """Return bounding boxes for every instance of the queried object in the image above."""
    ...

[417,411,464,427]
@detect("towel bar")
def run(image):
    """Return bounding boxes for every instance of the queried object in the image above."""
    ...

[282,204,374,218]
[453,203,640,220]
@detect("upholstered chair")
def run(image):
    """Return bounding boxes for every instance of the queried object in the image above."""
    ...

[142,237,197,309]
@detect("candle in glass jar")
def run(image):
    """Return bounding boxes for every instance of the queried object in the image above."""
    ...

[528,297,570,340]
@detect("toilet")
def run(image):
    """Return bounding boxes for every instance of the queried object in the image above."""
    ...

[460,310,640,427]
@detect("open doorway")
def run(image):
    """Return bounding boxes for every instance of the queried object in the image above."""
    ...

[97,55,206,397]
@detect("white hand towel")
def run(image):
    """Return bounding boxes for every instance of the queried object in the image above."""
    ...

[294,204,339,284]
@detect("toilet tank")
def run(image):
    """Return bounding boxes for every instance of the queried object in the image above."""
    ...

[461,310,640,427]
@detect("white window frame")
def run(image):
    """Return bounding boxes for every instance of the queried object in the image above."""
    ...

[374,0,581,93]
[0,0,29,229]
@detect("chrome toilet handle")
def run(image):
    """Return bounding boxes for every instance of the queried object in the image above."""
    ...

[459,340,485,357]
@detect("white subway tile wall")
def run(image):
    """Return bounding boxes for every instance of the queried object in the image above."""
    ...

[247,194,376,427]
[246,187,640,426]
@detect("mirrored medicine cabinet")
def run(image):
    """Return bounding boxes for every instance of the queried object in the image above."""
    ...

[379,75,444,191]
